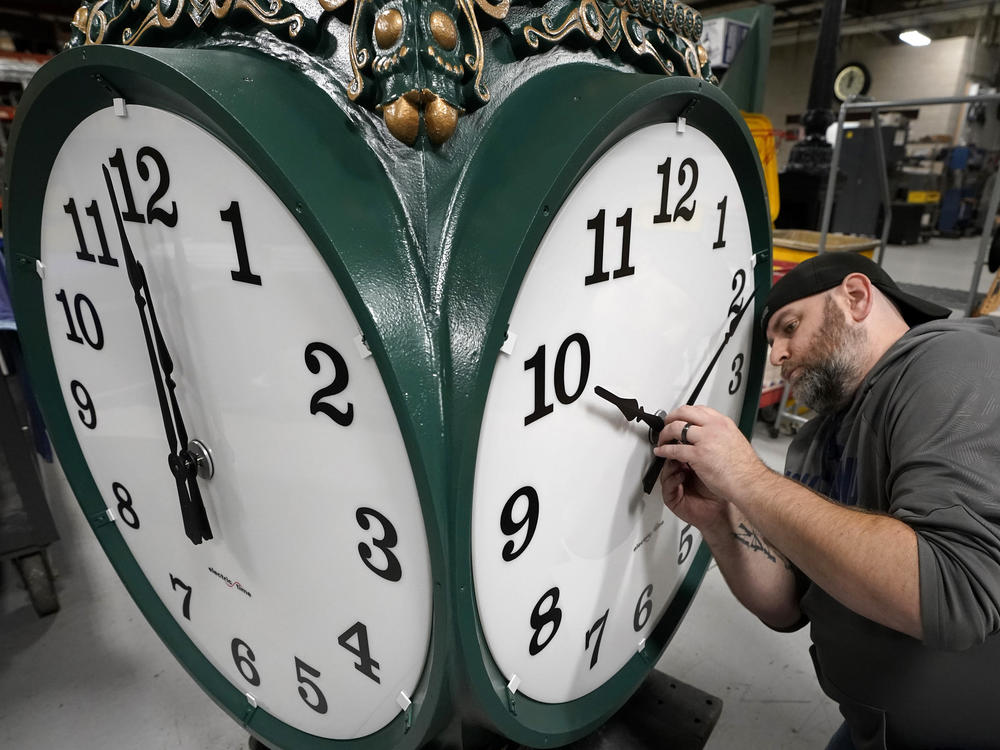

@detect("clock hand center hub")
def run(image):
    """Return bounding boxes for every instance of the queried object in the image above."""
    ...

[167,440,215,481]
[185,439,215,480]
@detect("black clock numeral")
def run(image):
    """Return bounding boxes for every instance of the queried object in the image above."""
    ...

[64,198,119,267]
[653,156,699,223]
[107,146,178,227]
[304,342,354,426]
[585,208,635,285]
[231,638,261,686]
[500,485,539,562]
[633,583,654,631]
[136,147,179,227]
[678,523,695,565]
[294,657,329,714]
[729,353,745,395]
[56,290,104,350]
[338,621,380,684]
[70,380,97,429]
[64,198,95,263]
[528,587,562,655]
[356,507,402,582]
[108,147,145,223]
[221,201,263,286]
[585,608,609,669]
[728,269,747,322]
[112,481,139,529]
[169,573,192,620]
[524,333,591,426]
[713,195,729,249]
[82,200,118,266]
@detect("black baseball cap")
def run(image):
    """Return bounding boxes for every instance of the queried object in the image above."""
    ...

[762,252,952,332]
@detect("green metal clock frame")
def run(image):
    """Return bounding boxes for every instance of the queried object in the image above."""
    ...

[442,66,773,746]
[5,42,771,750]
[4,44,454,750]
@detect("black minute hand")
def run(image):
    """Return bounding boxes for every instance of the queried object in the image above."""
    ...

[639,292,756,494]
[102,166,212,544]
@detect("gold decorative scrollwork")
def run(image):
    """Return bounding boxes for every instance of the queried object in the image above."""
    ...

[346,0,374,100]
[70,0,713,147]
[71,0,308,46]
[519,0,706,79]
[455,0,491,103]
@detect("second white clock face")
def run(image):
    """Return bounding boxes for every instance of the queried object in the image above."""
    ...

[471,121,757,703]
[39,105,433,738]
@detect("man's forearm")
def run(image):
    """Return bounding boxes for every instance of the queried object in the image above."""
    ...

[700,506,804,630]
[733,469,922,640]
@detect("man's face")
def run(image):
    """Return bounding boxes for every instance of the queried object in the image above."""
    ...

[768,292,866,415]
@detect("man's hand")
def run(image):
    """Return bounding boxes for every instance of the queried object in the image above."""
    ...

[658,457,730,533]
[654,405,770,506]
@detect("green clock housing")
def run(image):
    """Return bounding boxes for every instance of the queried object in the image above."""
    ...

[4,3,771,748]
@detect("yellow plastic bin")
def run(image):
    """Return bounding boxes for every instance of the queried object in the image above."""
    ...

[772,229,879,275]
[741,112,780,225]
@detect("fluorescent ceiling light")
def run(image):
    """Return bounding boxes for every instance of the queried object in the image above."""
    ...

[899,29,931,46]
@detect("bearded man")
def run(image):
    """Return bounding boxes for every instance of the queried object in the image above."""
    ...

[654,252,1000,750]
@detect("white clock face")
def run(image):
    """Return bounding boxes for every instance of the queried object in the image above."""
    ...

[834,65,868,100]
[471,121,756,703]
[39,105,433,738]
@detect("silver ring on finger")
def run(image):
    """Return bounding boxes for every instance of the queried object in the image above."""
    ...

[680,422,694,445]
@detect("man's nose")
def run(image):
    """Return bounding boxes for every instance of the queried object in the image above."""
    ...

[769,340,788,366]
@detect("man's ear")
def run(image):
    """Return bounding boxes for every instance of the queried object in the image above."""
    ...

[840,273,874,322]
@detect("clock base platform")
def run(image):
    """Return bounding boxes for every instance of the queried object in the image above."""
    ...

[247,671,721,750]
[535,670,723,750]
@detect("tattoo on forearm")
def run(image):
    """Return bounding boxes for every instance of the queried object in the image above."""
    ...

[733,523,791,568]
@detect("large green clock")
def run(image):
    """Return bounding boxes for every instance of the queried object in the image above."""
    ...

[5,45,453,750]
[444,68,771,745]
[4,4,770,749]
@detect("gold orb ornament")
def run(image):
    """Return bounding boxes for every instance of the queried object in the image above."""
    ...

[429,10,458,51]
[383,92,421,145]
[424,95,459,145]
[374,7,404,49]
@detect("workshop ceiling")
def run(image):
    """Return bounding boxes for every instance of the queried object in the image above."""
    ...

[687,0,1000,46]
[1,0,998,52]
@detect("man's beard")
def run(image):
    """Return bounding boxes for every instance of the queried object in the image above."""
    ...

[791,296,866,415]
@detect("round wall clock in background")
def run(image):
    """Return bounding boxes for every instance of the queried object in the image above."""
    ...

[5,3,772,749]
[833,61,872,102]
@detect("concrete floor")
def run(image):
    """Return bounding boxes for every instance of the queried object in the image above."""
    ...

[0,236,993,750]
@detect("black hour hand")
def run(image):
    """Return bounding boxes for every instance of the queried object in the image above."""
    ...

[594,386,665,434]
[595,386,668,494]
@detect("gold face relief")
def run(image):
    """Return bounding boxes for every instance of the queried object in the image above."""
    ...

[70,0,710,147]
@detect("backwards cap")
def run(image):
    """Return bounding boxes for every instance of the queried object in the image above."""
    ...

[762,252,951,332]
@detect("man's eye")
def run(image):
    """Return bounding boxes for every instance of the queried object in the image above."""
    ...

[785,320,798,334]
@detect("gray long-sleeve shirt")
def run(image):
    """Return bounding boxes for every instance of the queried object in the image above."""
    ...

[784,317,1000,749]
